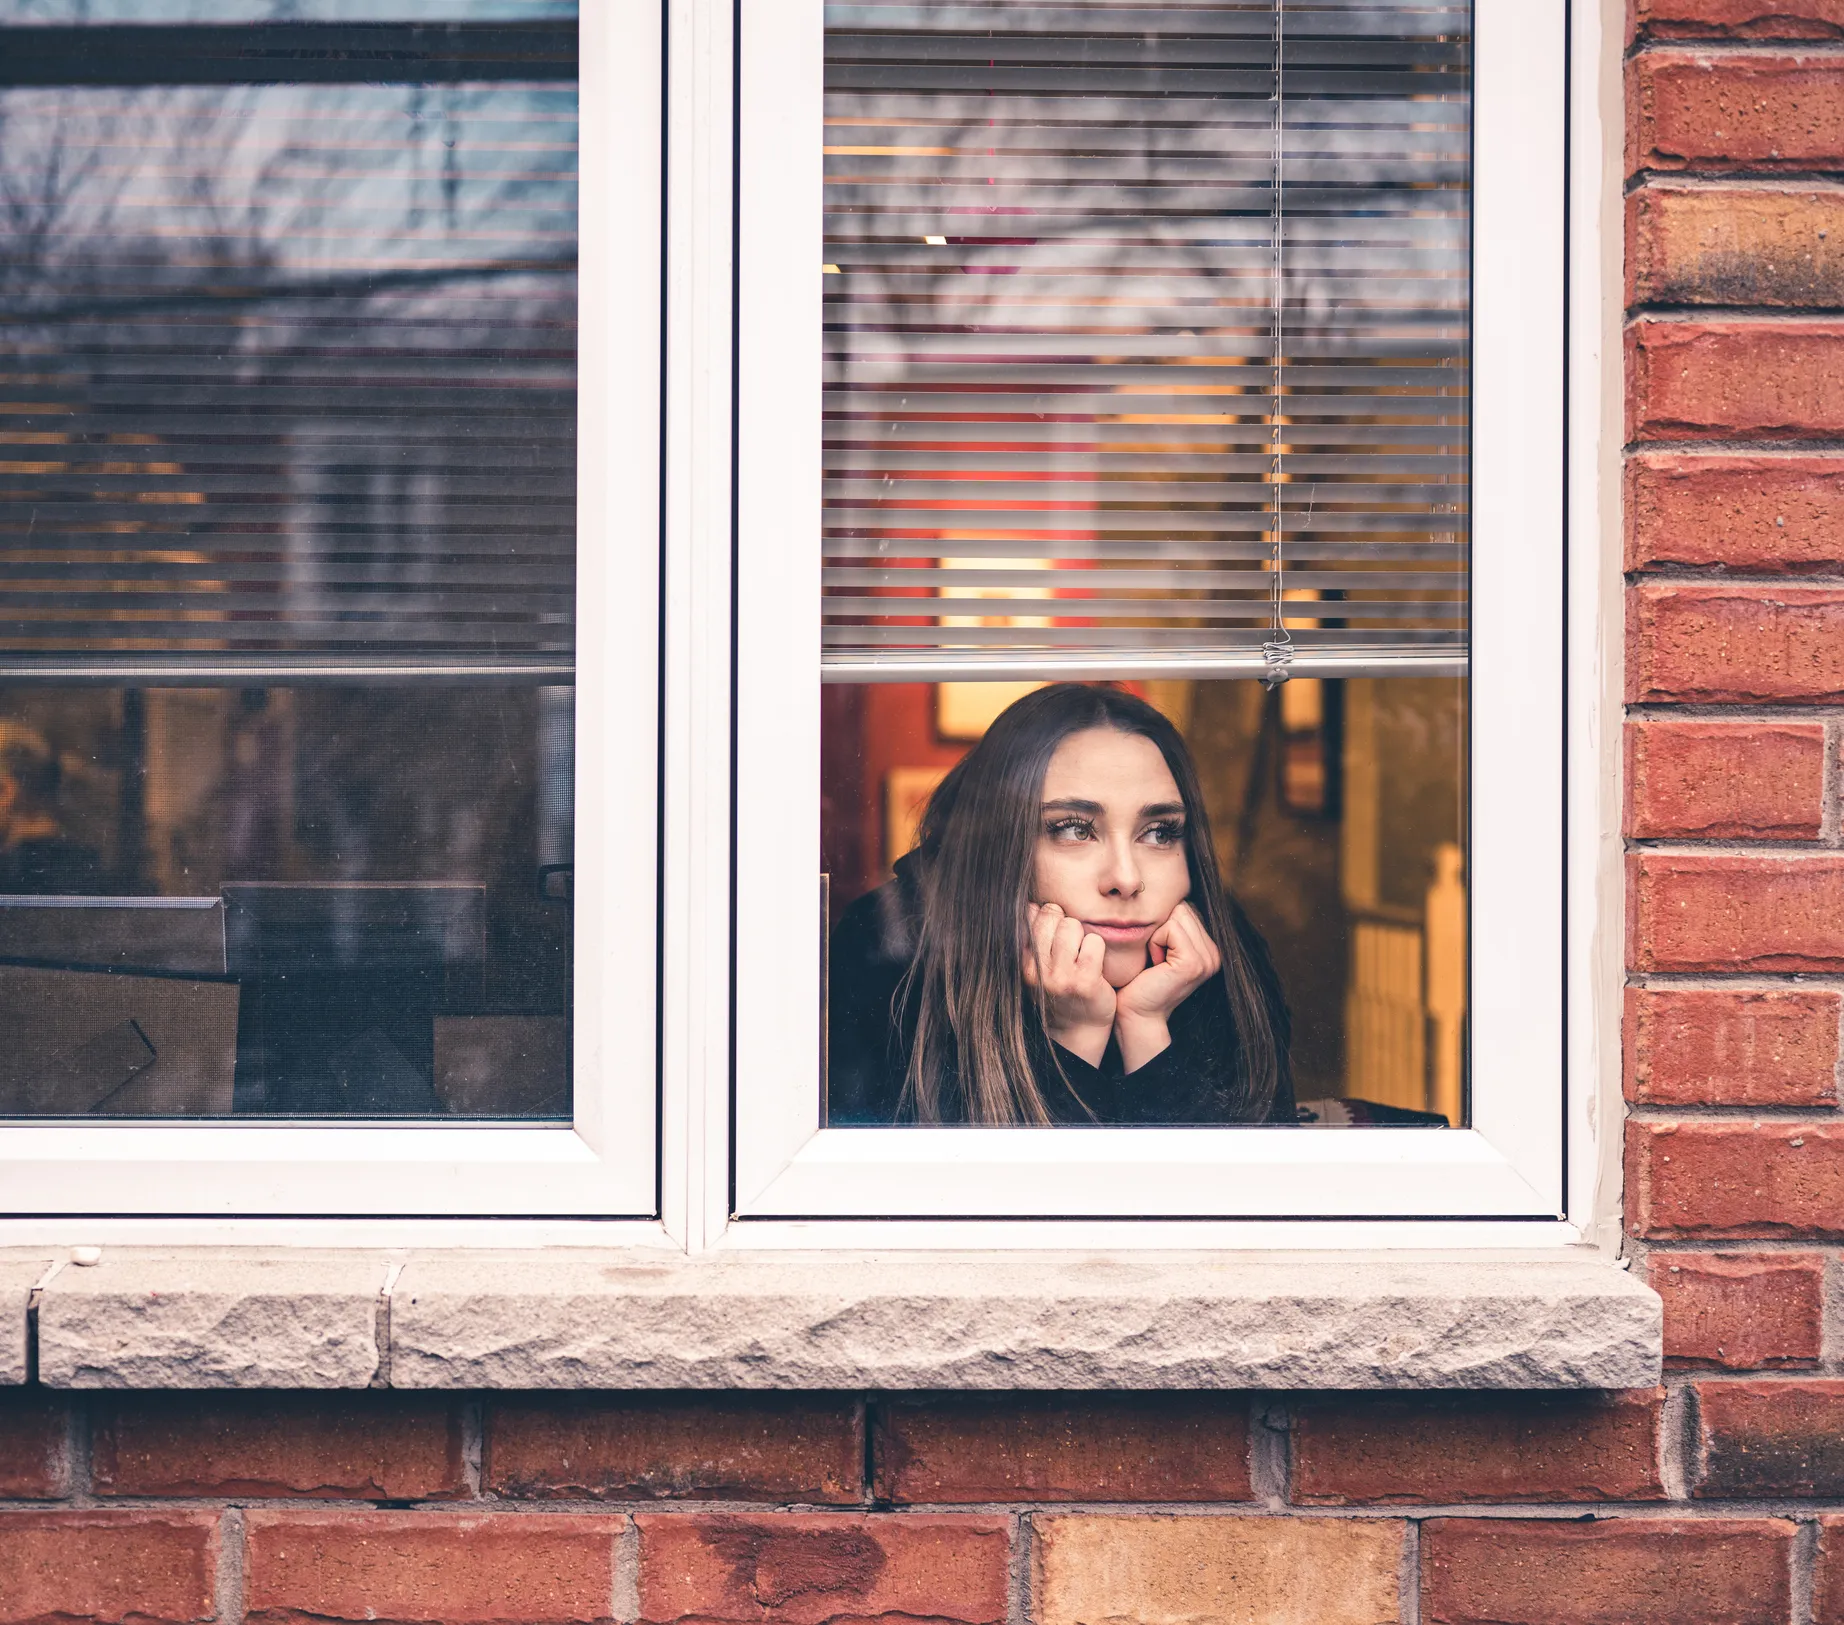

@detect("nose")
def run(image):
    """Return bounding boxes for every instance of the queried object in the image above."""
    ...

[1097,833,1144,900]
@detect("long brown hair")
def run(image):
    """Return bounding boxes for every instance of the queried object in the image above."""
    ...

[897,683,1282,1124]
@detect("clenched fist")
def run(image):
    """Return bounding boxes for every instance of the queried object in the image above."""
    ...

[1112,901,1221,1072]
[1024,901,1115,1067]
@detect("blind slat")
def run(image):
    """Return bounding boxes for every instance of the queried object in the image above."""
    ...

[820,0,1469,672]
[0,40,577,673]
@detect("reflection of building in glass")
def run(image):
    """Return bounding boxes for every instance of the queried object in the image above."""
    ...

[0,77,576,670]
[0,25,580,1117]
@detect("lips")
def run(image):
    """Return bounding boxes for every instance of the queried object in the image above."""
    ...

[1081,919,1156,944]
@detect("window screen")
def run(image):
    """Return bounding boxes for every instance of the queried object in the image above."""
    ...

[820,0,1468,680]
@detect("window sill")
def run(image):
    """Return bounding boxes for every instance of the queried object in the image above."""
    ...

[2,1248,1661,1391]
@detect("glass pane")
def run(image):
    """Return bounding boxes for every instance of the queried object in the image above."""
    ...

[0,11,577,1118]
[0,685,571,1116]
[819,0,1469,1128]
[821,0,1469,674]
[823,679,1465,1126]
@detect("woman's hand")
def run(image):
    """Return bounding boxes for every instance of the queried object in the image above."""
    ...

[1024,902,1115,1067]
[1113,901,1221,1073]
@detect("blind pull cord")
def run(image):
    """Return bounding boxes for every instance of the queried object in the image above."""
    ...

[1262,0,1294,691]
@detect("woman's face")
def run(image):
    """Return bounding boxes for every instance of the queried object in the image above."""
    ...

[1031,725,1192,989]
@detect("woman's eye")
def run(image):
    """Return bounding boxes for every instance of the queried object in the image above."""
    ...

[1045,817,1095,843]
[1142,820,1185,847]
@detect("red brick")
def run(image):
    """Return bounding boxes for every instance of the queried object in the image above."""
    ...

[1632,854,1844,973]
[1630,186,1844,307]
[1627,454,1844,574]
[1632,53,1844,171]
[1652,1252,1827,1367]
[1424,1518,1794,1625]
[636,1514,1009,1625]
[0,1511,217,1625]
[93,1393,466,1500]
[1634,0,1844,38]
[245,1510,624,1625]
[1814,1516,1844,1624]
[874,1394,1251,1504]
[1629,321,1844,441]
[1629,1119,1844,1238]
[488,1395,862,1504]
[0,1395,68,1499]
[1627,720,1825,838]
[1626,988,1841,1106]
[1696,1380,1844,1493]
[1631,583,1844,702]
[1291,1391,1666,1505]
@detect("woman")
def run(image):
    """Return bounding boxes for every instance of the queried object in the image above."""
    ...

[828,683,1294,1126]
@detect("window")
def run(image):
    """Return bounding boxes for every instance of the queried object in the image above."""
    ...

[730,0,1572,1223]
[0,2,659,1216]
[1,0,1597,1241]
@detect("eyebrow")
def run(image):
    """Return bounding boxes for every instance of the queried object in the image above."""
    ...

[1040,797,1187,818]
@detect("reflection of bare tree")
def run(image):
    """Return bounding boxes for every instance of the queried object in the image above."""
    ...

[820,2,1469,669]
[0,105,103,305]
[0,64,577,667]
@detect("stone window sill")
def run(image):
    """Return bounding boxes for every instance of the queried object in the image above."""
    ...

[0,1249,1660,1391]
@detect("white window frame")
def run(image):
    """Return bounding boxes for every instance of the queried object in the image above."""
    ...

[0,0,1627,1252]
[0,4,661,1220]
[716,0,1599,1236]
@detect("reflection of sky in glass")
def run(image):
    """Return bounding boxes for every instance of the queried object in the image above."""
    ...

[0,82,576,284]
[0,1,572,21]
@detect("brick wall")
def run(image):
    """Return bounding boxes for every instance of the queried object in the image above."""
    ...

[0,1385,1840,1624]
[4,5,1844,1623]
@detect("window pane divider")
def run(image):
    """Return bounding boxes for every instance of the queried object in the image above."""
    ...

[820,648,1465,682]
[0,659,574,686]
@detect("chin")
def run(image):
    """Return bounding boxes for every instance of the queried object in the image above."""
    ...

[1101,950,1147,990]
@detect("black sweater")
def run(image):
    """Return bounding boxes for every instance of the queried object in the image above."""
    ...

[826,861,1296,1126]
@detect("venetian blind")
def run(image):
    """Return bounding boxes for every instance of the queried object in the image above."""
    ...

[820,0,1469,679]
[0,20,577,681]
